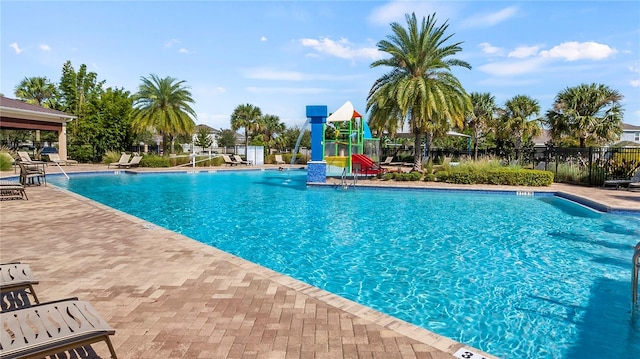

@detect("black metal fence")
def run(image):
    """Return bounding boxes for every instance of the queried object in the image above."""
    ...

[381,145,640,187]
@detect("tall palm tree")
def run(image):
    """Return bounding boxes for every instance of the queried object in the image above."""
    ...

[14,76,58,108]
[367,12,471,170]
[498,95,541,162]
[132,74,196,154]
[230,103,262,156]
[545,83,624,147]
[466,92,497,160]
[260,114,286,153]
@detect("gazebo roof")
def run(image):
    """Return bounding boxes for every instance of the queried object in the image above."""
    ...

[1,96,76,125]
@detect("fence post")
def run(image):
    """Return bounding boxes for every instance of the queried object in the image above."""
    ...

[588,147,593,186]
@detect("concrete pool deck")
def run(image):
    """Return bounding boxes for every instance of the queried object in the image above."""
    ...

[1,164,639,359]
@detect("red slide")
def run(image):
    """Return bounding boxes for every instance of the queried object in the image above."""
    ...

[351,154,385,175]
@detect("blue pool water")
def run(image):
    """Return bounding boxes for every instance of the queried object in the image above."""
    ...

[49,170,640,358]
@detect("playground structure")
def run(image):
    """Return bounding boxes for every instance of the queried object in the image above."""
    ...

[306,101,382,183]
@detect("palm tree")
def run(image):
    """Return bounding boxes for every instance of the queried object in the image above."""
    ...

[466,92,497,160]
[230,103,262,156]
[132,74,196,154]
[14,76,58,108]
[260,114,286,153]
[545,83,624,147]
[367,12,471,171]
[498,95,541,162]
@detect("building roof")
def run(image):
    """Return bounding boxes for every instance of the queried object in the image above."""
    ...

[622,123,640,131]
[1,96,76,120]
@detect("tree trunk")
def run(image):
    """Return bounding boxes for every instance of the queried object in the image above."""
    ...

[244,127,249,157]
[413,132,423,171]
[473,128,479,161]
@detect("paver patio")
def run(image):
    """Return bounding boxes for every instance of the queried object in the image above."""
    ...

[1,164,638,358]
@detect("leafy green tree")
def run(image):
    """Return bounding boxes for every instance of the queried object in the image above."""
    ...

[132,74,196,154]
[217,129,238,150]
[91,88,134,157]
[258,114,285,154]
[230,103,262,155]
[545,83,624,148]
[367,12,471,170]
[195,127,213,150]
[14,76,58,107]
[497,95,541,162]
[466,92,497,160]
[57,61,105,143]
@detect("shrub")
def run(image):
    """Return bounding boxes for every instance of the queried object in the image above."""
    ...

[69,145,95,163]
[140,155,170,167]
[438,168,553,186]
[0,151,14,171]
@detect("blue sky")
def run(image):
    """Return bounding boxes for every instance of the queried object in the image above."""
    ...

[2,0,639,130]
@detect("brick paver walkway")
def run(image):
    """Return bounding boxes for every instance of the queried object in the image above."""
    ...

[1,164,638,359]
[1,184,479,359]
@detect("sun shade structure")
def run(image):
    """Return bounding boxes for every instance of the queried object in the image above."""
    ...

[0,96,76,160]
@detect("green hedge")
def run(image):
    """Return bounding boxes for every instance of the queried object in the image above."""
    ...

[435,169,554,186]
[381,171,422,181]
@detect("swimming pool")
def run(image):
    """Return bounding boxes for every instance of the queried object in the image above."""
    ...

[49,170,640,359]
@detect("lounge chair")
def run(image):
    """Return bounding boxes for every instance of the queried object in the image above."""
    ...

[0,298,117,359]
[0,262,39,311]
[47,153,78,166]
[603,167,640,189]
[234,155,252,166]
[275,154,285,165]
[117,154,142,168]
[108,153,131,168]
[0,181,28,201]
[222,155,240,166]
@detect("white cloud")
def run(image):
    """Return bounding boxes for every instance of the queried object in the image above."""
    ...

[508,45,540,59]
[479,42,503,56]
[261,36,267,42]
[300,37,382,61]
[478,57,547,76]
[631,80,640,88]
[39,44,51,52]
[539,41,616,61]
[179,48,189,53]
[462,6,518,28]
[367,0,457,26]
[164,39,179,48]
[9,42,23,54]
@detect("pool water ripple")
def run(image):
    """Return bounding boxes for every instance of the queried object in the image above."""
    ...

[49,171,640,359]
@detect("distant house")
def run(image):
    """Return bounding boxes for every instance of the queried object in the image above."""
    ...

[618,123,640,146]
[191,124,220,149]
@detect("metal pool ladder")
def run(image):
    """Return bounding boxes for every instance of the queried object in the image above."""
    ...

[338,168,356,189]
[633,241,640,310]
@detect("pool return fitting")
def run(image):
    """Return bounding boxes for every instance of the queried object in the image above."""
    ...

[633,241,640,311]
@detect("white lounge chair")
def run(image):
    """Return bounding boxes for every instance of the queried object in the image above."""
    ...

[47,153,78,166]
[0,262,39,310]
[117,154,142,168]
[274,154,285,165]
[222,155,240,166]
[108,153,131,168]
[234,155,252,166]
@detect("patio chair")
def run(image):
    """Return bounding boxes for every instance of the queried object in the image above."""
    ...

[0,262,39,312]
[233,155,252,166]
[603,167,640,189]
[0,181,28,201]
[275,154,285,165]
[47,152,78,166]
[222,155,240,166]
[18,162,46,186]
[116,154,142,168]
[0,298,117,359]
[108,153,131,168]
